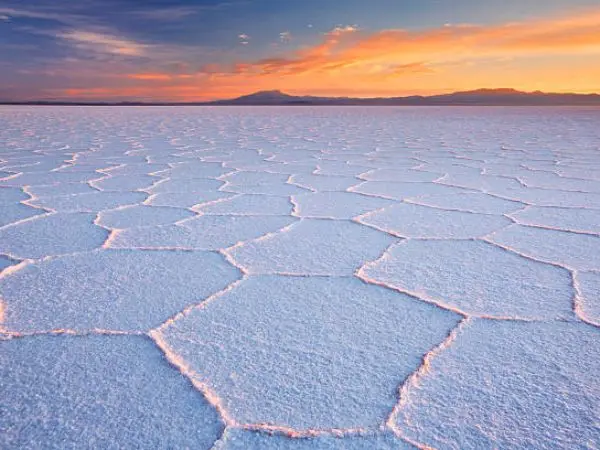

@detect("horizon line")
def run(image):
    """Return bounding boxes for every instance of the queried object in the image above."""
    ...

[2,87,600,106]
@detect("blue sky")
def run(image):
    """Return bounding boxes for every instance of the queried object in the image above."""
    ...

[1,0,599,100]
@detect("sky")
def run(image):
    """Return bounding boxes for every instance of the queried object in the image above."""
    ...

[1,0,600,101]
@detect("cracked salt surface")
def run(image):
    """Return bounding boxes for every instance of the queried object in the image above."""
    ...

[0,203,43,227]
[359,239,574,319]
[293,191,395,219]
[147,190,234,207]
[25,182,100,197]
[110,215,297,250]
[0,212,108,259]
[97,204,195,228]
[0,187,30,204]
[214,429,413,449]
[352,180,469,200]
[227,219,396,275]
[0,249,240,332]
[359,202,512,238]
[29,191,148,212]
[1,335,223,448]
[91,173,158,191]
[289,173,359,192]
[510,205,600,234]
[408,191,525,215]
[157,275,460,430]
[361,168,444,182]
[223,180,310,196]
[1,106,599,449]
[576,271,600,325]
[197,194,294,216]
[489,224,600,271]
[395,320,600,449]
[0,171,101,186]
[159,161,233,179]
[0,255,15,272]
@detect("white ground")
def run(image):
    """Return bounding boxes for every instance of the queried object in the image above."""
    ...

[1,106,599,449]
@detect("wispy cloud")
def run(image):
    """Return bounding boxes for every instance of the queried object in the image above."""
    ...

[0,7,83,25]
[279,31,292,43]
[56,30,149,56]
[131,1,244,21]
[238,33,250,45]
[328,25,359,36]
[132,6,200,21]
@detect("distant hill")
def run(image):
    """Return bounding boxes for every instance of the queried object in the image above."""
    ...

[210,90,304,105]
[420,89,600,106]
[3,89,600,106]
[210,89,600,106]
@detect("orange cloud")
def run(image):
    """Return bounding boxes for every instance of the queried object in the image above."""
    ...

[236,8,600,77]
[128,73,174,81]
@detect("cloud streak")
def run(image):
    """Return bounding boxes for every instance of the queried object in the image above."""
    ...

[56,30,150,56]
[131,6,200,21]
[228,9,600,78]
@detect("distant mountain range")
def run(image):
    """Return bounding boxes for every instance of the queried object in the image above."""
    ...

[3,89,600,106]
[209,89,600,106]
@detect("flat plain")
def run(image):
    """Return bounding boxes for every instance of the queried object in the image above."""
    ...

[1,106,599,449]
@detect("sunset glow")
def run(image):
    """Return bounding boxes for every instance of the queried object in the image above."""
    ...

[1,0,599,101]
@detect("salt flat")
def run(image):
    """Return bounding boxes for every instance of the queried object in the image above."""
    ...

[1,106,599,449]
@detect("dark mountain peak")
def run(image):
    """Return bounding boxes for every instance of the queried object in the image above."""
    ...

[251,89,288,96]
[228,90,294,103]
[245,89,288,97]
[451,88,524,96]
